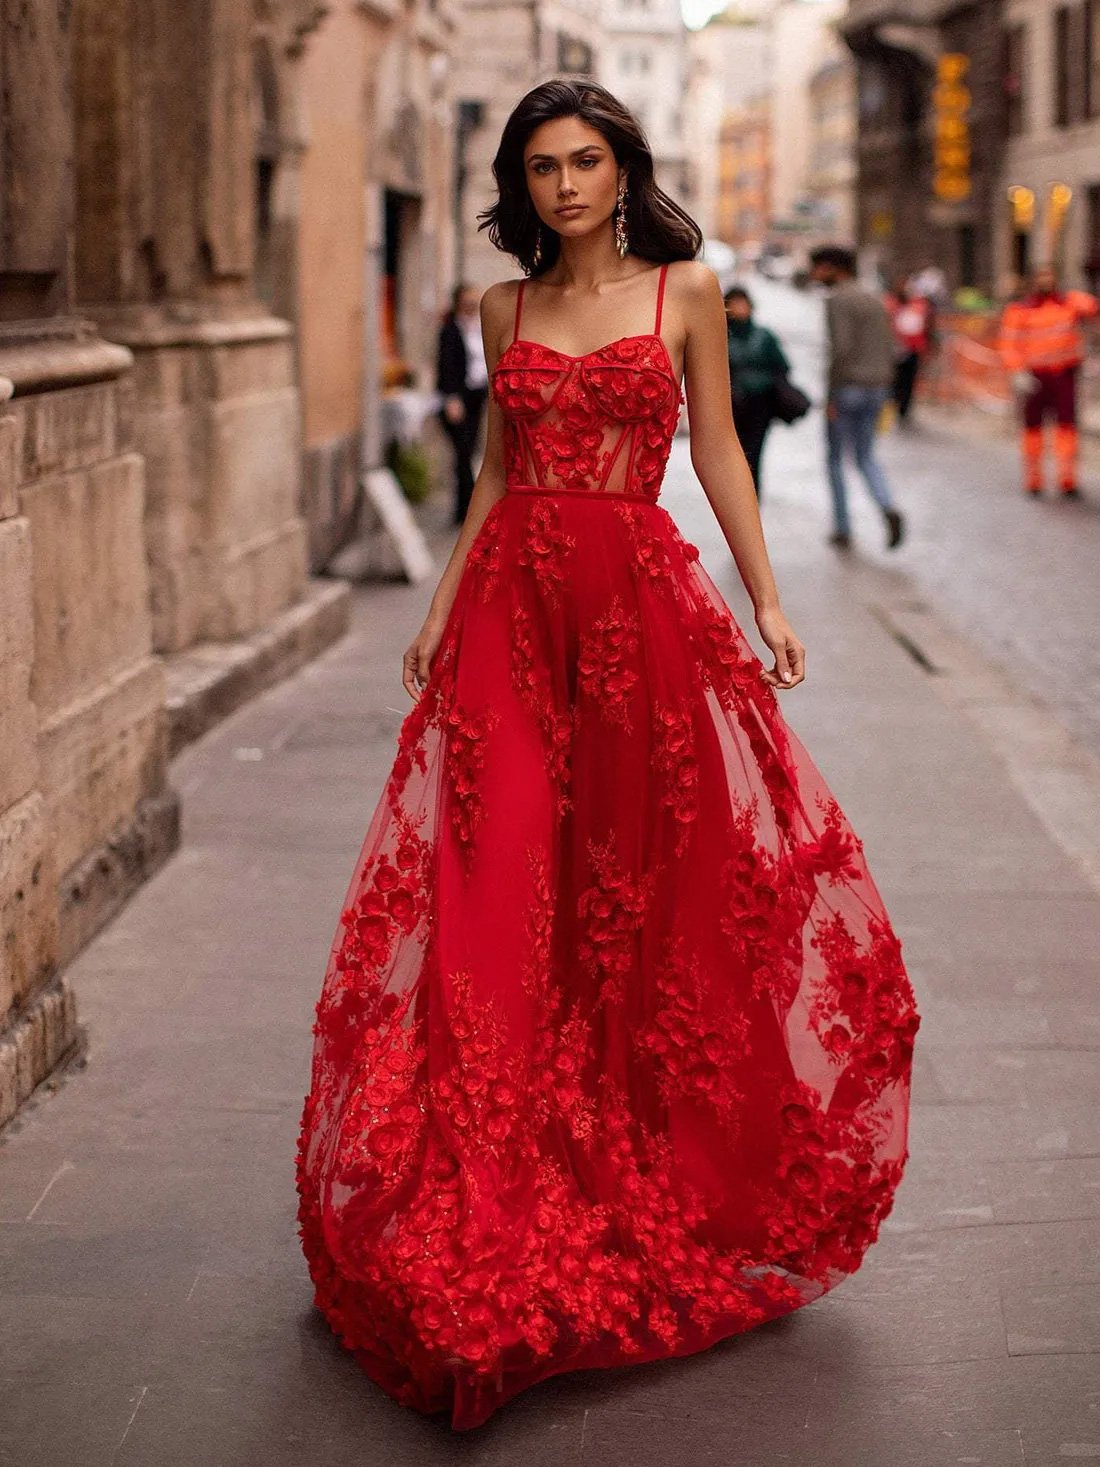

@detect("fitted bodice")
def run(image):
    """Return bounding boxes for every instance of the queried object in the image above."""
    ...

[490,265,684,502]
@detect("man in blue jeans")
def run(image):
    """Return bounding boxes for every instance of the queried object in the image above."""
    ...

[809,246,906,550]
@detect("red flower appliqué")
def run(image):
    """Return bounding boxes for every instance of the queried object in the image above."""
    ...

[652,703,699,855]
[578,595,641,729]
[577,835,654,1005]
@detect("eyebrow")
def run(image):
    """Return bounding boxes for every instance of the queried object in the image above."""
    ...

[525,145,605,163]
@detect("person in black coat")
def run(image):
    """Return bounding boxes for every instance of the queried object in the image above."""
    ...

[724,286,791,500]
[437,284,489,525]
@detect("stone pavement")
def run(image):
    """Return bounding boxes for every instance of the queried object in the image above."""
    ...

[2,408,1100,1465]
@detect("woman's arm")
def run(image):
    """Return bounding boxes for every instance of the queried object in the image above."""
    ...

[678,263,805,689]
[402,283,514,700]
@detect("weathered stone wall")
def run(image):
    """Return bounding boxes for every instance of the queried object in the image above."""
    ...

[0,0,349,1128]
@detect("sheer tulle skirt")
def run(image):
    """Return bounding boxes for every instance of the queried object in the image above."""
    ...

[296,489,918,1429]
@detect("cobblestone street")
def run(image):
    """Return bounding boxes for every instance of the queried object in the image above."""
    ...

[2,305,1100,1463]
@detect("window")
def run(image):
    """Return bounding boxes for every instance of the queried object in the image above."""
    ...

[1054,5,1071,126]
[1003,23,1027,135]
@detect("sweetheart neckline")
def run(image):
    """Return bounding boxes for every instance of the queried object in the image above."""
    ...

[496,333,677,377]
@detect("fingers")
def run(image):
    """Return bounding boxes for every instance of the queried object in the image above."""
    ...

[760,638,806,690]
[402,650,422,701]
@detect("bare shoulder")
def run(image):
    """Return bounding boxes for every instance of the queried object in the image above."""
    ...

[480,278,523,357]
[666,258,722,306]
[664,260,724,340]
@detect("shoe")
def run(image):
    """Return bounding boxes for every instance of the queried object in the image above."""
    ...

[1024,486,1043,497]
[828,531,851,549]
[1059,485,1081,499]
[884,507,906,549]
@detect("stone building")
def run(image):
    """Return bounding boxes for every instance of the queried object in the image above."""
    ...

[266,0,459,565]
[805,47,858,242]
[842,0,1008,290]
[0,0,350,1128]
[448,0,605,290]
[601,0,689,197]
[998,0,1100,290]
[683,4,778,243]
[769,0,847,233]
[717,98,773,248]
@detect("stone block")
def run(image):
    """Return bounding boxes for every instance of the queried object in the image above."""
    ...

[0,976,79,1131]
[204,337,295,401]
[16,380,121,482]
[0,516,38,812]
[217,517,308,641]
[38,657,168,880]
[22,452,152,721]
[0,791,57,1018]
[205,386,301,551]
[137,401,209,654]
[0,415,18,520]
[57,786,180,966]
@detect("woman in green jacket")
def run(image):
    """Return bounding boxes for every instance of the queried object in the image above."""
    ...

[724,286,791,500]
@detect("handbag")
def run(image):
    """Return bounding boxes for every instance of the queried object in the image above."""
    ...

[770,374,812,425]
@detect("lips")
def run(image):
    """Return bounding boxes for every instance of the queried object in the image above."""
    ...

[556,205,587,217]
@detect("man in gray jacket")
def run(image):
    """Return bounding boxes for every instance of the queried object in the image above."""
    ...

[809,246,906,550]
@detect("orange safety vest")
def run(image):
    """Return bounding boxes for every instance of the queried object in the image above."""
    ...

[998,290,1099,372]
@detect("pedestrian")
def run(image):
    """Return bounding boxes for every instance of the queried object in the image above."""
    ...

[809,244,906,550]
[997,263,1099,498]
[297,80,918,1431]
[885,277,934,424]
[436,283,489,525]
[723,284,791,498]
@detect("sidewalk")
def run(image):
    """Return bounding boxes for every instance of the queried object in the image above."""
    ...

[1,438,1099,1467]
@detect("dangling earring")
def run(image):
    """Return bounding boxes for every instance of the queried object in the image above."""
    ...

[614,178,629,259]
[531,227,543,270]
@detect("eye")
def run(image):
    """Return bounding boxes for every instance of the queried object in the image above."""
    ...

[531,161,554,175]
[578,157,598,168]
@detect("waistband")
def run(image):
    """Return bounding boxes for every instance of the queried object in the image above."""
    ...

[504,483,657,505]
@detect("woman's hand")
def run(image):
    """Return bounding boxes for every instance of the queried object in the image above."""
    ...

[402,616,446,700]
[756,605,806,689]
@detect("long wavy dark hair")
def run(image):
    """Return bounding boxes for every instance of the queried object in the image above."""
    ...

[478,79,702,277]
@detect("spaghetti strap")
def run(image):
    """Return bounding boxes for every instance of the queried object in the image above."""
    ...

[512,280,527,344]
[654,263,669,334]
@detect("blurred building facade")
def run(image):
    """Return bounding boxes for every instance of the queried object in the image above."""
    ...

[602,0,690,196]
[283,0,458,564]
[842,0,1007,290]
[717,100,773,247]
[769,0,847,233]
[684,5,777,244]
[449,0,605,289]
[805,47,857,243]
[998,0,1100,291]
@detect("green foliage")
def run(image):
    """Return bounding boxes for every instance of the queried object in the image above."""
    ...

[386,438,433,504]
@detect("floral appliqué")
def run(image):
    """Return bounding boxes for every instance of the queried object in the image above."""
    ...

[577,835,654,1005]
[651,703,699,855]
[578,595,641,729]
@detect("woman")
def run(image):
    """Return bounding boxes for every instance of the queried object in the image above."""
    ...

[724,285,790,497]
[297,79,918,1431]
[437,283,489,524]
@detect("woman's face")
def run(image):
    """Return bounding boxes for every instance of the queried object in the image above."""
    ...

[522,115,624,241]
[725,296,752,322]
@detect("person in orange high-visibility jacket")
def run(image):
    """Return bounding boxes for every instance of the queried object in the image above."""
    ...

[998,264,1098,497]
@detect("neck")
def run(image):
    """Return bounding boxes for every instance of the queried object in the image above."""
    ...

[548,228,636,289]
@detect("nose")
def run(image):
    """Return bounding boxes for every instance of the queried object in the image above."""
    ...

[557,173,578,198]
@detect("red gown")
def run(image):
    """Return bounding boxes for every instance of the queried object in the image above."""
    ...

[296,263,919,1429]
